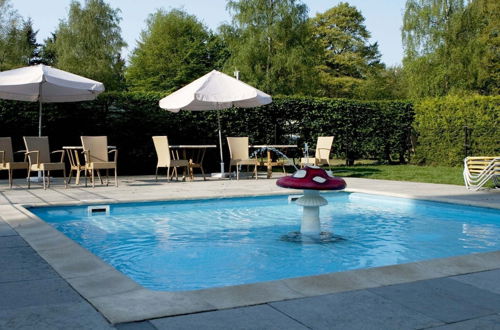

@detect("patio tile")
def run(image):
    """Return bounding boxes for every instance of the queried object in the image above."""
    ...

[151,305,309,330]
[0,246,53,270]
[0,261,59,283]
[0,221,16,236]
[115,321,157,329]
[452,269,500,294]
[0,235,27,248]
[369,278,500,323]
[270,290,442,330]
[428,314,500,329]
[0,278,82,310]
[0,301,113,330]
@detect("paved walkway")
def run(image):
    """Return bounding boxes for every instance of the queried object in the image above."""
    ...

[0,175,499,329]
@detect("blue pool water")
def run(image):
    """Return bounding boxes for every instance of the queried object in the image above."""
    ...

[29,192,500,291]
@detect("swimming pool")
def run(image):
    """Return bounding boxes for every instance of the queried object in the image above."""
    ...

[29,192,500,291]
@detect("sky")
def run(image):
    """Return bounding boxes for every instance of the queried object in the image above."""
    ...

[13,0,407,67]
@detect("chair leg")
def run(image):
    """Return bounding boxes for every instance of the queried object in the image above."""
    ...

[255,164,258,179]
[166,167,170,182]
[47,171,51,188]
[201,166,206,181]
[106,169,109,186]
[67,169,73,184]
[27,168,31,189]
[155,167,159,182]
[8,169,13,189]
[114,167,118,187]
[91,168,95,188]
[75,170,81,185]
[63,168,67,188]
[236,164,240,180]
[42,171,46,190]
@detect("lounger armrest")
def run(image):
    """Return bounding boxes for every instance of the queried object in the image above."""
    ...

[51,150,65,163]
[108,149,118,162]
[25,151,40,166]
[0,151,4,166]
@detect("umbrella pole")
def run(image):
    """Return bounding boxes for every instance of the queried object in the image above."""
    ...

[217,111,224,175]
[37,101,43,180]
[38,101,42,137]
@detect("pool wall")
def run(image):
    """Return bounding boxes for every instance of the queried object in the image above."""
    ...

[2,180,500,324]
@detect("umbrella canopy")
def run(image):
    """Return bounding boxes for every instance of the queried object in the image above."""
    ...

[159,70,271,112]
[158,70,272,175]
[0,64,105,136]
[0,64,104,102]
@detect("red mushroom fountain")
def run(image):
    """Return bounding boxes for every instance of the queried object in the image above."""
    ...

[277,166,346,239]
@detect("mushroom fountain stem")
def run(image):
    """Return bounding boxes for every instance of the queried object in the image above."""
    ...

[301,206,321,235]
[295,190,328,236]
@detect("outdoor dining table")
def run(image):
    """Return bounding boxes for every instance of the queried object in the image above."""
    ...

[169,145,217,181]
[250,144,298,178]
[63,145,116,185]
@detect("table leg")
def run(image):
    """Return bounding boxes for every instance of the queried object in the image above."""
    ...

[267,149,272,179]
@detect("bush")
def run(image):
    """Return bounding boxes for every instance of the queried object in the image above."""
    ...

[412,95,500,166]
[0,93,414,174]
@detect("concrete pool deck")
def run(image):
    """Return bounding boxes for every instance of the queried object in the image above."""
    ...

[0,175,499,329]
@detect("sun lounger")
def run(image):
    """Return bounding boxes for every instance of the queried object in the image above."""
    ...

[463,156,500,191]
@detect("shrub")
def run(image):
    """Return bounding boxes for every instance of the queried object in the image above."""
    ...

[0,93,413,174]
[412,95,500,166]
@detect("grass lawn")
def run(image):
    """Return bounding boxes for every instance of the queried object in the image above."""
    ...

[329,164,464,185]
[278,158,467,186]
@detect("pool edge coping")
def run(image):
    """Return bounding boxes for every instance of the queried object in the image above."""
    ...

[2,189,499,324]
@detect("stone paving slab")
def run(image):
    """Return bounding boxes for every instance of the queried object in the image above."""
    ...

[0,235,27,248]
[368,277,500,323]
[0,301,113,330]
[0,176,499,328]
[0,221,16,236]
[270,289,443,330]
[151,305,310,330]
[0,253,59,283]
[452,269,500,294]
[429,314,500,329]
[0,277,83,311]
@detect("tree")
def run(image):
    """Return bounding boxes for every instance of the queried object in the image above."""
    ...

[402,0,499,97]
[355,66,408,100]
[50,0,126,90]
[221,0,320,96]
[311,2,383,98]
[126,9,225,92]
[0,0,38,70]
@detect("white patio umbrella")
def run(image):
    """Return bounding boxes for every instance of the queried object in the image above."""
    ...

[0,64,105,136]
[159,70,272,175]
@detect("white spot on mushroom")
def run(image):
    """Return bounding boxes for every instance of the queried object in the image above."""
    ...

[326,170,334,178]
[313,176,327,183]
[293,170,307,178]
[308,165,320,169]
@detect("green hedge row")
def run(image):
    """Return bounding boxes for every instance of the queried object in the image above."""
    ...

[412,95,500,166]
[0,93,413,174]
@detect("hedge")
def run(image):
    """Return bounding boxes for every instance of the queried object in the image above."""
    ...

[412,95,500,166]
[0,92,413,175]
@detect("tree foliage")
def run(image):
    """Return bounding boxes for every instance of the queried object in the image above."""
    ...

[0,0,38,70]
[312,2,383,98]
[50,0,126,90]
[221,0,320,96]
[402,0,499,97]
[126,9,226,93]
